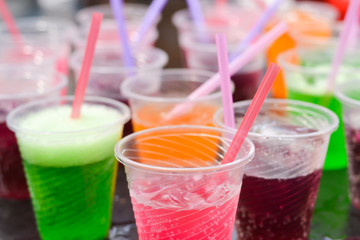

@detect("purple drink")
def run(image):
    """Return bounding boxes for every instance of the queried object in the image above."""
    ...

[237,170,322,240]
[231,70,263,101]
[0,121,29,199]
[345,125,360,209]
[213,99,339,240]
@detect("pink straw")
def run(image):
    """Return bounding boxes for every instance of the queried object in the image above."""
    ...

[327,0,360,92]
[0,0,22,43]
[165,21,287,120]
[215,33,235,128]
[222,63,281,165]
[71,13,103,119]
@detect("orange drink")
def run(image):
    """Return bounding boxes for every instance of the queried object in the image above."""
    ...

[121,69,223,165]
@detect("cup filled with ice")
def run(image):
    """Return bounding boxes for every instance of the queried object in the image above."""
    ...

[115,125,255,239]
[213,99,339,240]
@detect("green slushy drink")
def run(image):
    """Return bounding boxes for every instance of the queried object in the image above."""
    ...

[6,96,130,240]
[279,49,360,170]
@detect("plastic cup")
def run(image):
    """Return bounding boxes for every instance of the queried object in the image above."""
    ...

[72,21,159,51]
[76,3,158,28]
[213,99,339,240]
[70,47,168,136]
[0,17,74,75]
[179,31,265,102]
[266,1,339,98]
[335,81,360,210]
[121,69,223,132]
[6,96,130,240]
[277,48,360,170]
[0,70,67,199]
[115,125,255,240]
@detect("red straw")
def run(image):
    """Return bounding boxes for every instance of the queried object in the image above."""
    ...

[222,63,280,165]
[0,0,22,43]
[71,13,103,119]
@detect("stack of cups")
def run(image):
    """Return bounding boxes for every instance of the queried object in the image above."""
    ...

[172,2,265,101]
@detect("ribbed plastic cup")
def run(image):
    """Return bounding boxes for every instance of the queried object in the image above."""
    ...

[213,99,339,240]
[6,96,130,240]
[121,68,223,132]
[277,48,360,170]
[115,125,255,240]
[335,81,360,210]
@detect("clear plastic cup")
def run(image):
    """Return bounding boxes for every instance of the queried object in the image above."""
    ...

[115,125,255,240]
[213,99,339,240]
[76,3,159,27]
[72,21,159,51]
[277,48,360,170]
[0,17,74,75]
[335,81,360,210]
[121,68,223,132]
[6,96,130,240]
[179,31,265,102]
[172,3,261,36]
[70,47,168,136]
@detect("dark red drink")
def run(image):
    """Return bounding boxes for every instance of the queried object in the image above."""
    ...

[231,70,263,102]
[0,121,29,199]
[345,126,360,209]
[236,170,322,240]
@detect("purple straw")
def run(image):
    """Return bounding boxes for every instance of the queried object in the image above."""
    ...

[216,33,235,128]
[133,0,168,47]
[109,0,134,68]
[327,0,360,91]
[230,0,284,61]
[185,0,209,42]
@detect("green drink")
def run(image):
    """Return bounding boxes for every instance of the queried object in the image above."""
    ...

[278,49,360,170]
[7,96,130,240]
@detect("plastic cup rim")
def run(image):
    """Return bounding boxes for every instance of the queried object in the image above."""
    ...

[0,74,68,101]
[277,48,360,75]
[6,95,131,136]
[70,47,168,74]
[335,80,360,108]
[121,68,224,103]
[115,125,255,173]
[213,98,339,140]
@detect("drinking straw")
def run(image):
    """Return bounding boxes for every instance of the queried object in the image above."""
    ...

[185,0,209,42]
[230,0,284,61]
[71,13,103,119]
[222,63,281,165]
[216,33,235,128]
[348,5,359,47]
[165,21,287,120]
[326,0,360,92]
[109,0,134,68]
[0,0,22,43]
[133,0,168,47]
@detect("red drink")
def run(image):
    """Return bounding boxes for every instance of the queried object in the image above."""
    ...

[0,121,29,199]
[231,70,263,102]
[236,170,322,240]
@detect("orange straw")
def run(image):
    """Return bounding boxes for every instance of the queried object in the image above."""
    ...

[222,63,281,165]
[0,0,22,43]
[71,13,103,119]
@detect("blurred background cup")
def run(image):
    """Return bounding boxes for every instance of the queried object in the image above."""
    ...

[336,81,360,210]
[121,68,223,132]
[70,46,168,136]
[213,99,339,240]
[0,17,75,76]
[265,0,339,98]
[277,47,360,170]
[6,96,130,240]
[179,31,265,102]
[115,125,255,239]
